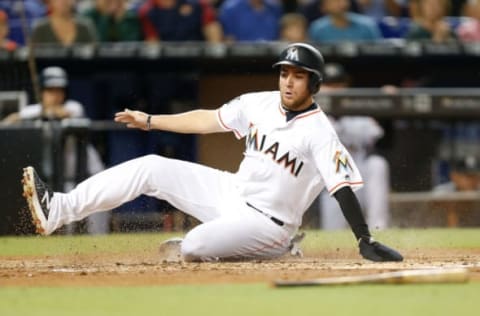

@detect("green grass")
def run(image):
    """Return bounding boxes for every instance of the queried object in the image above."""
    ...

[0,232,182,256]
[1,228,479,257]
[0,283,479,316]
[0,229,479,316]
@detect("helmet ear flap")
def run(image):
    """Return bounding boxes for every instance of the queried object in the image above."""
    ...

[309,73,322,94]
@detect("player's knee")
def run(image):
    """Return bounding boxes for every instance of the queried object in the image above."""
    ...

[141,154,163,165]
[139,154,169,171]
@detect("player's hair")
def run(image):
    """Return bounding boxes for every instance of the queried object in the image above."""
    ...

[273,43,325,94]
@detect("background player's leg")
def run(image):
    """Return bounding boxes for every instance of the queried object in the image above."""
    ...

[319,191,347,230]
[180,206,294,261]
[46,155,230,234]
[363,155,390,229]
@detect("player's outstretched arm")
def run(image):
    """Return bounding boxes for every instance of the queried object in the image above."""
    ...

[333,187,403,262]
[114,108,225,134]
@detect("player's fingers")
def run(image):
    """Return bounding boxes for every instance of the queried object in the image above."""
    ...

[114,116,129,123]
[114,108,136,119]
[114,112,134,122]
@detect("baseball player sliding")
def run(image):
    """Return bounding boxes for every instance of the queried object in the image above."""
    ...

[22,43,403,262]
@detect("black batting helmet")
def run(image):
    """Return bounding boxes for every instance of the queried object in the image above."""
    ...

[273,43,325,94]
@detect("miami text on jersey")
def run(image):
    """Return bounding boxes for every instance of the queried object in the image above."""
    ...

[246,127,304,177]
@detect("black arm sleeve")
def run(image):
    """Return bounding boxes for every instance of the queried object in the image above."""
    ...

[333,186,371,240]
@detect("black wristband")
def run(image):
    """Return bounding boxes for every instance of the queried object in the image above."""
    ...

[146,115,152,130]
[333,186,371,240]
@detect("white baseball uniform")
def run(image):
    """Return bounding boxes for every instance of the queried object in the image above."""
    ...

[44,91,363,261]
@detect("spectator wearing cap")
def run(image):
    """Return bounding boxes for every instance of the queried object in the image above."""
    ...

[2,66,108,234]
[0,9,18,51]
[31,0,96,46]
[318,63,391,230]
[218,0,282,42]
[308,0,382,43]
[139,0,223,42]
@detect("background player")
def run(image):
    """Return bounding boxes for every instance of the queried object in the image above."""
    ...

[319,63,391,230]
[22,43,403,262]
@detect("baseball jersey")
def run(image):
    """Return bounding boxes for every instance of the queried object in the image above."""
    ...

[19,100,84,120]
[217,91,363,227]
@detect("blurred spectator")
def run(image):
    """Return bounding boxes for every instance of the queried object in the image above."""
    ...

[0,1,47,45]
[0,9,17,51]
[31,0,96,46]
[0,0,46,18]
[299,0,360,25]
[319,63,391,230]
[139,0,222,42]
[355,0,406,19]
[405,0,457,43]
[407,0,421,22]
[2,66,109,234]
[457,0,480,42]
[308,0,382,42]
[434,156,480,192]
[218,0,281,41]
[279,12,308,42]
[83,0,141,42]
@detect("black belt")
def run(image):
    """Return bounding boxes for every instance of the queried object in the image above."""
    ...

[246,202,284,226]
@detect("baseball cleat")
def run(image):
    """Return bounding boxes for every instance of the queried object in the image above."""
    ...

[22,166,53,235]
[158,237,183,263]
[289,232,306,257]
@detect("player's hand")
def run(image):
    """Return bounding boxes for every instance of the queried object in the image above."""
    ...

[114,109,149,130]
[358,236,403,262]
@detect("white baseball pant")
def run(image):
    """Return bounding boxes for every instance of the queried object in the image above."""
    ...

[46,155,295,261]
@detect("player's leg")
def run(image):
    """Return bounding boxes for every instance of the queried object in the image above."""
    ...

[23,154,230,235]
[180,205,294,261]
[319,191,347,230]
[86,211,111,235]
[363,155,390,229]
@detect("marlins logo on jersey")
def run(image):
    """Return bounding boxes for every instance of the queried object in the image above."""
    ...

[333,150,352,173]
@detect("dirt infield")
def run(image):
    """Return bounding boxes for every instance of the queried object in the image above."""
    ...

[2,248,479,287]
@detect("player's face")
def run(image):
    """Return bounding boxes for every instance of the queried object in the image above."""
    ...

[42,88,65,108]
[279,65,313,111]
